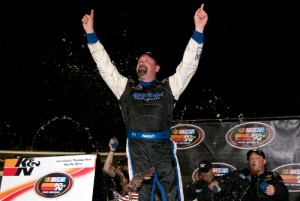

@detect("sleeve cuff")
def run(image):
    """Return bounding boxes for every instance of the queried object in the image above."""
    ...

[86,32,99,44]
[192,31,204,44]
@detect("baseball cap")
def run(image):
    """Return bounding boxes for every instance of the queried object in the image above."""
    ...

[247,149,265,160]
[135,49,160,65]
[198,160,213,173]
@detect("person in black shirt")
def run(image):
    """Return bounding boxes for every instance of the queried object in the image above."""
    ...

[209,149,289,201]
[185,160,224,201]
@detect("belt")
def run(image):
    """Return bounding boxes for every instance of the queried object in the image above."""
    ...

[127,129,170,140]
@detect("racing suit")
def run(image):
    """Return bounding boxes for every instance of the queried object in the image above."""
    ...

[86,30,204,201]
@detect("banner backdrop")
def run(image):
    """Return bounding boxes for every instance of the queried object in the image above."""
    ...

[0,154,97,201]
[171,119,300,201]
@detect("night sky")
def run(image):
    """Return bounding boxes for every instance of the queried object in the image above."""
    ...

[0,0,299,152]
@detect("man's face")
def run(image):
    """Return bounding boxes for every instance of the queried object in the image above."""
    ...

[248,152,266,175]
[136,54,160,81]
[199,168,214,183]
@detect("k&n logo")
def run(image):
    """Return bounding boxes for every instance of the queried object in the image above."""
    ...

[3,158,41,176]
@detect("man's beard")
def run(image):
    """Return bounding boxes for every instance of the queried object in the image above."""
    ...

[250,167,260,175]
[137,67,147,77]
[250,163,261,175]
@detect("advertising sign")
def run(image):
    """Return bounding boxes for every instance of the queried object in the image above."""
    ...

[0,154,97,201]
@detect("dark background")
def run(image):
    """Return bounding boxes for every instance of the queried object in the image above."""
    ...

[0,0,299,152]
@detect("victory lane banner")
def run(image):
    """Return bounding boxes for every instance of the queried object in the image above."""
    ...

[0,154,97,201]
[172,119,300,201]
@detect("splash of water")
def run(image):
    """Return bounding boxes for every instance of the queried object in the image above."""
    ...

[32,115,98,152]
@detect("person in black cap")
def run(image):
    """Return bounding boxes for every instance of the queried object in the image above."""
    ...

[208,149,289,201]
[184,160,224,201]
[81,3,208,201]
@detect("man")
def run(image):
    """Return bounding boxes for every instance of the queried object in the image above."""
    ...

[81,4,208,200]
[208,149,289,201]
[184,160,223,201]
[103,137,139,201]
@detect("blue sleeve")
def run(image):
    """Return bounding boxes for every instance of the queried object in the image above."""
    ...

[86,32,99,44]
[191,31,204,44]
